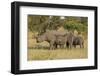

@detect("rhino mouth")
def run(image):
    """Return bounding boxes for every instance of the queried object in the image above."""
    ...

[36,40,42,43]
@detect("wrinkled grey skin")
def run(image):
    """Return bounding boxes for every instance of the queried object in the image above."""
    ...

[73,36,84,48]
[53,31,75,49]
[65,32,74,48]
[35,30,68,50]
[65,32,84,48]
[35,30,84,49]
[55,35,67,48]
[36,32,57,50]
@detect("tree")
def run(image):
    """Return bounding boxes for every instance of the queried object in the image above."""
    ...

[28,15,65,34]
[28,15,88,34]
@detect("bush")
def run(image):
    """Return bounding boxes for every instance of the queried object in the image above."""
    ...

[63,21,87,33]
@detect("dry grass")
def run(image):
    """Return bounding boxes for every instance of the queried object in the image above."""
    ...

[28,48,88,61]
[27,31,88,61]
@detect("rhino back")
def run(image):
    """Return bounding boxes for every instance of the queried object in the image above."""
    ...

[73,36,84,45]
[46,30,67,36]
[45,32,56,42]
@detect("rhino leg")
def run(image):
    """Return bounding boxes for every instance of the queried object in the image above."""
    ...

[54,43,57,49]
[82,40,84,48]
[60,44,64,49]
[67,41,73,49]
[69,43,73,49]
[73,45,76,48]
[82,42,84,48]
[66,42,69,48]
[49,41,55,50]
[66,39,74,49]
[79,44,82,48]
[82,44,84,48]
[80,41,84,48]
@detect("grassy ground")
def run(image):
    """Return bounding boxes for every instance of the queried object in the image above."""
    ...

[27,31,88,61]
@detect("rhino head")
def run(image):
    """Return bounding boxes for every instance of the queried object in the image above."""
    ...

[35,33,47,43]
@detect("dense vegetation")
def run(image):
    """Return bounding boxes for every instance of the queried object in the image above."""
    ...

[28,15,88,34]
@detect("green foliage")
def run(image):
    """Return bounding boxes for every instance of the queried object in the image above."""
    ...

[63,20,87,32]
[28,15,88,34]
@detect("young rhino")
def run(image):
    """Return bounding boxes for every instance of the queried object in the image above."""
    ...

[73,36,84,48]
[35,30,68,50]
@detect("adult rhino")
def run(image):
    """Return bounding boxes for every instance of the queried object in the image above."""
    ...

[66,32,84,48]
[65,31,74,48]
[46,31,74,49]
[35,30,67,50]
[35,32,56,50]
[73,36,84,48]
[51,31,74,49]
